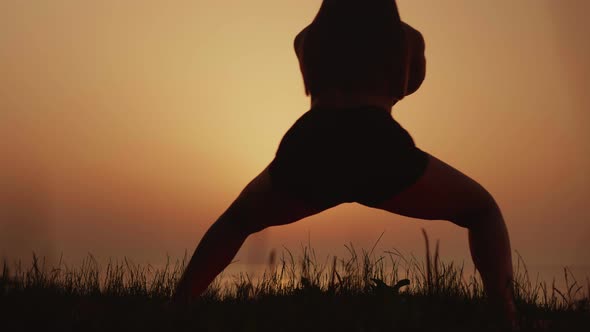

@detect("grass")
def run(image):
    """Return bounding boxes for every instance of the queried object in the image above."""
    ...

[1,231,588,331]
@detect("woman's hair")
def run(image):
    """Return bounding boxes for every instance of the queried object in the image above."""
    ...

[296,0,408,98]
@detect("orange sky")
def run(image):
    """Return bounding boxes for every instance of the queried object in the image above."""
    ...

[1,0,589,270]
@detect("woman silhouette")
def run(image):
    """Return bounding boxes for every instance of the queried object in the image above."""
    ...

[175,0,516,326]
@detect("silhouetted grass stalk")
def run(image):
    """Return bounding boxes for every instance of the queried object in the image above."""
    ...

[1,230,588,313]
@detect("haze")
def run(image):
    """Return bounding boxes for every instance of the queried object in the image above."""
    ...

[1,1,588,272]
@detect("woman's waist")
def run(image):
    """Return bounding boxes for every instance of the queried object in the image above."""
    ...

[294,105,401,135]
[310,92,398,113]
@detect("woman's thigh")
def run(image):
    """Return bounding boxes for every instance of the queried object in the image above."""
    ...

[227,164,339,234]
[363,153,499,228]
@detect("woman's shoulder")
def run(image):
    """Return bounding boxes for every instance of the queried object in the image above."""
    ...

[401,21,425,52]
[294,24,312,58]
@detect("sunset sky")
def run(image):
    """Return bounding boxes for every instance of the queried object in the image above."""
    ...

[1,0,589,273]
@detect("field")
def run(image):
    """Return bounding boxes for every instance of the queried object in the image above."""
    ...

[1,233,589,331]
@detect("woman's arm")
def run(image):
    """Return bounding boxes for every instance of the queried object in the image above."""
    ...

[294,24,311,60]
[401,21,426,96]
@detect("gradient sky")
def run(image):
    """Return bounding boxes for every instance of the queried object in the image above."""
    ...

[1,0,589,271]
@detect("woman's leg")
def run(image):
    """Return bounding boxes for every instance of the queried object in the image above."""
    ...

[363,153,516,325]
[174,165,333,302]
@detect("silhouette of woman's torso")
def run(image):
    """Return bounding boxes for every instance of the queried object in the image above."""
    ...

[294,0,426,111]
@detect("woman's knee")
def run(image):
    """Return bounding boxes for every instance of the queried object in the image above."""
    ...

[449,186,502,229]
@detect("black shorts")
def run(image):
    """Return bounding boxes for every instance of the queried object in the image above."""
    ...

[268,106,429,210]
